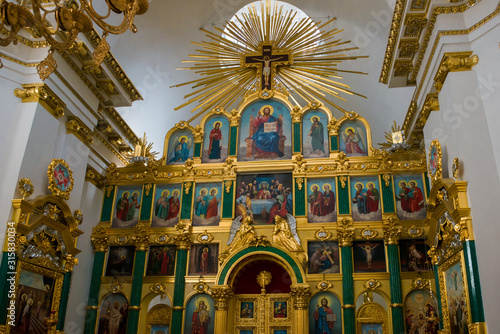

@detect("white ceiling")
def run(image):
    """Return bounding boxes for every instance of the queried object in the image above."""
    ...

[110,0,415,154]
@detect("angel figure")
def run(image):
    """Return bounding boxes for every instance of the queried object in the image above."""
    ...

[272,214,302,252]
[169,135,193,163]
[342,126,366,156]
[226,216,256,253]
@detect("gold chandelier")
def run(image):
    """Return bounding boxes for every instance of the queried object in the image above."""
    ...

[0,0,148,79]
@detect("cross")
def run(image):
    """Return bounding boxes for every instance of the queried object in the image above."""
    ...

[244,44,290,91]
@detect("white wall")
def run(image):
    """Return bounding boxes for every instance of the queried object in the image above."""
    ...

[423,24,500,331]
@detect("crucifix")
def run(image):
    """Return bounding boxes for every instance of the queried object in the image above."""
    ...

[244,44,290,91]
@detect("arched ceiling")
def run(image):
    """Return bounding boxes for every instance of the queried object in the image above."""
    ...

[110,0,414,154]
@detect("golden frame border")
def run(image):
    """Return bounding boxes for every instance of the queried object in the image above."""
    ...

[437,250,472,334]
[7,261,65,334]
[47,159,74,200]
[355,301,389,334]
[428,139,443,183]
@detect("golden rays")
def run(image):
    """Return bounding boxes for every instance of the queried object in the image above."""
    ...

[172,0,367,121]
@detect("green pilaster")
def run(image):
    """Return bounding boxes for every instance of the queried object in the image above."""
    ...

[330,135,338,151]
[338,176,350,215]
[180,183,193,220]
[433,264,444,329]
[171,247,189,333]
[293,123,301,153]
[100,185,116,222]
[294,178,305,216]
[463,240,485,323]
[424,172,430,197]
[194,142,202,158]
[222,181,234,219]
[127,249,147,334]
[387,244,405,334]
[140,183,154,221]
[56,271,72,330]
[341,246,355,334]
[381,174,395,213]
[0,252,16,323]
[229,126,238,156]
[84,251,106,334]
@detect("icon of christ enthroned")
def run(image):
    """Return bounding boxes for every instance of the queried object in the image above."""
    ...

[246,104,286,158]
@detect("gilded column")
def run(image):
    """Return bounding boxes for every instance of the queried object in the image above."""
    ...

[84,226,109,334]
[57,255,78,331]
[126,225,150,334]
[211,285,233,334]
[291,106,302,154]
[290,284,311,333]
[338,217,355,334]
[383,215,404,334]
[171,222,192,333]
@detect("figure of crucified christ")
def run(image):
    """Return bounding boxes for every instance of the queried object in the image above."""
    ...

[252,55,283,87]
[358,243,378,271]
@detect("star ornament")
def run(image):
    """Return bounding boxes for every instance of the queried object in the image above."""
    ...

[172,0,367,122]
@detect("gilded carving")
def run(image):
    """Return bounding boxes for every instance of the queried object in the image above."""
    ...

[107,277,124,293]
[339,175,347,189]
[184,181,193,195]
[256,270,272,294]
[382,174,391,187]
[193,125,204,142]
[183,160,195,177]
[316,280,333,291]
[383,215,402,245]
[91,225,109,252]
[411,277,429,289]
[66,116,94,145]
[154,233,170,245]
[416,93,439,128]
[406,225,424,238]
[404,14,427,38]
[144,183,152,197]
[197,230,214,244]
[360,226,378,240]
[337,217,355,247]
[174,221,192,249]
[85,166,105,189]
[364,278,381,290]
[452,157,460,180]
[336,152,349,171]
[47,159,74,200]
[105,185,114,198]
[327,118,339,136]
[394,59,413,77]
[17,178,34,200]
[223,157,236,177]
[433,52,478,93]
[14,83,66,118]
[293,154,306,174]
[149,282,166,294]
[210,285,233,311]
[399,39,420,58]
[379,0,407,84]
[290,284,311,310]
[193,276,209,293]
[230,109,240,126]
[290,105,302,123]
[314,227,333,241]
[296,177,304,191]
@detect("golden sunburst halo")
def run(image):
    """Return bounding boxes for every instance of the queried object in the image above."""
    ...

[172,0,367,121]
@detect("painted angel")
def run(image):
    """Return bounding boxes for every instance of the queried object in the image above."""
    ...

[168,135,193,163]
[342,125,366,155]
